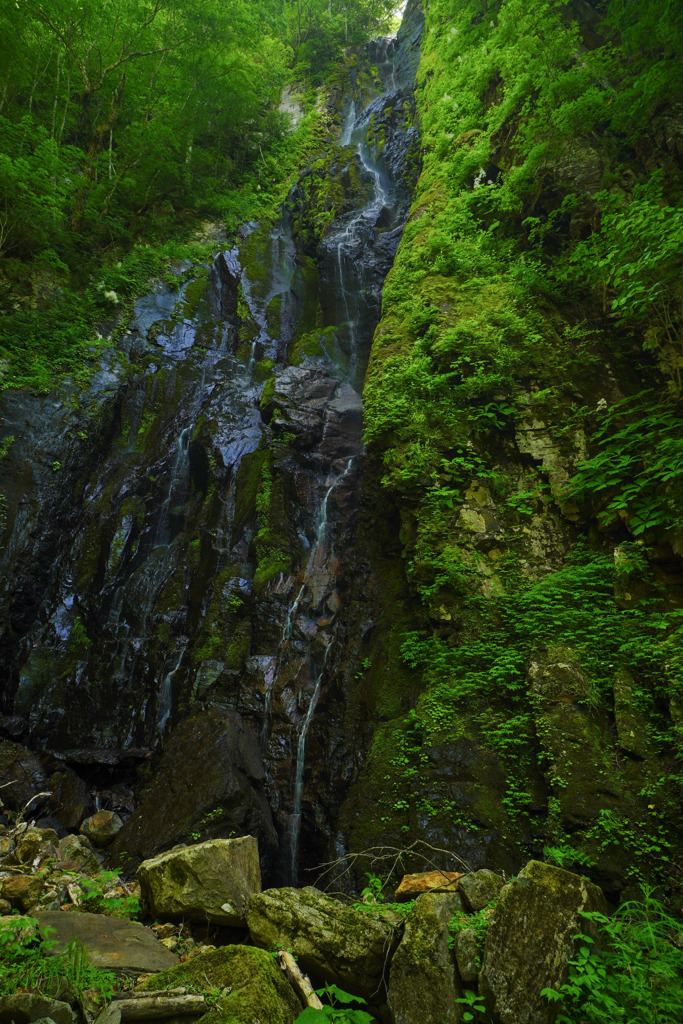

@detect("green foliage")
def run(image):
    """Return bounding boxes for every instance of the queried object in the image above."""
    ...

[543,844,596,872]
[449,899,498,978]
[455,989,487,1023]
[541,889,683,1024]
[351,872,415,920]
[568,391,683,536]
[293,984,373,1024]
[0,916,116,999]
[76,870,140,919]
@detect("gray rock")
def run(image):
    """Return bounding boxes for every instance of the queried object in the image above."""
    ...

[36,911,178,974]
[387,892,464,1024]
[0,742,47,812]
[137,836,261,927]
[459,869,505,912]
[455,928,480,983]
[247,886,400,1002]
[0,995,77,1024]
[479,860,607,1024]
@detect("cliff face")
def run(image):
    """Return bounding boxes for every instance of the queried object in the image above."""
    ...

[339,0,683,898]
[0,5,424,885]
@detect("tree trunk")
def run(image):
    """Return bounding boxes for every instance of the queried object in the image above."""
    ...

[71,73,126,230]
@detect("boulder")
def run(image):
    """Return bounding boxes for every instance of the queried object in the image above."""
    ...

[15,827,58,866]
[0,995,77,1024]
[80,810,123,847]
[459,869,505,912]
[387,892,464,1024]
[247,886,400,1002]
[109,710,277,869]
[454,928,480,983]
[36,911,178,974]
[394,870,462,899]
[479,860,607,1024]
[57,834,100,873]
[136,945,301,1024]
[1,873,44,911]
[137,836,260,927]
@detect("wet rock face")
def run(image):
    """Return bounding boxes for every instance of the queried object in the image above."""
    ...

[0,11,423,883]
[109,710,277,869]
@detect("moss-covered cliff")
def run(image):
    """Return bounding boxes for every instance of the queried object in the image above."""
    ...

[341,0,683,899]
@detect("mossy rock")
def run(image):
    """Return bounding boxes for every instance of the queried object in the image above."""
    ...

[387,892,464,1024]
[479,861,607,1024]
[137,945,301,1024]
[247,886,400,1002]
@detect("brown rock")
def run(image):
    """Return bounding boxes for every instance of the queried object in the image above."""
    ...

[80,810,123,847]
[2,873,44,911]
[394,870,462,900]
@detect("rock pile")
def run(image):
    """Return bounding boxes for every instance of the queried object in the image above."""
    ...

[0,820,609,1024]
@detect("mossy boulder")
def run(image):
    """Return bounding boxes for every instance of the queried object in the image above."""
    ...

[246,886,400,1001]
[387,892,464,1024]
[479,860,607,1024]
[459,869,505,913]
[136,945,301,1024]
[137,836,260,927]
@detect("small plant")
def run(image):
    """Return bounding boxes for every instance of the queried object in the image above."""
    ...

[351,872,414,920]
[455,989,487,1022]
[543,844,596,871]
[293,984,373,1024]
[77,870,140,919]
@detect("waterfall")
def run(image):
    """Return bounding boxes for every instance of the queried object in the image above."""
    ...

[1,5,421,883]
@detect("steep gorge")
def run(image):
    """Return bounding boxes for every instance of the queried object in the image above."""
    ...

[0,0,681,906]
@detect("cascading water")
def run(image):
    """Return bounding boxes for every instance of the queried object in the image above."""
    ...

[0,0,423,881]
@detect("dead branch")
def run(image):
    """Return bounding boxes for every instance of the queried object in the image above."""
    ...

[114,996,207,1019]
[314,839,473,893]
[16,791,52,825]
[277,950,323,1009]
